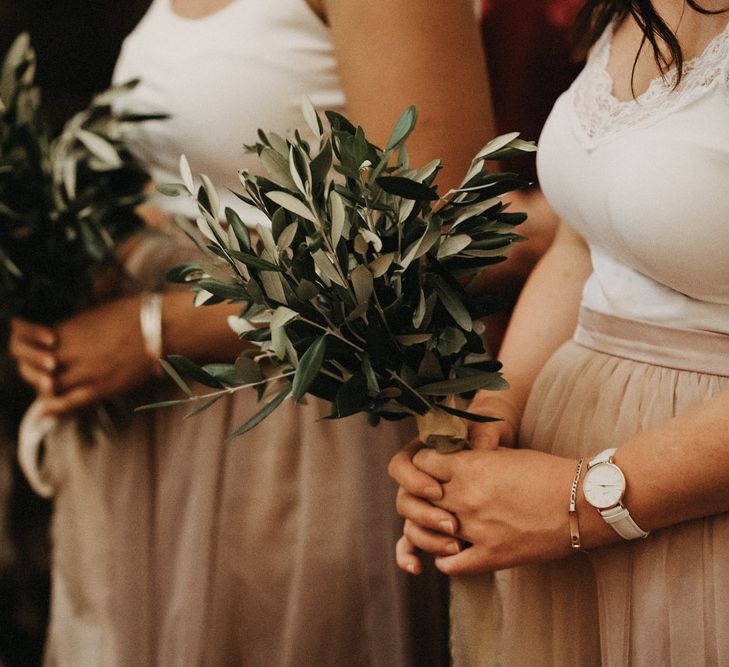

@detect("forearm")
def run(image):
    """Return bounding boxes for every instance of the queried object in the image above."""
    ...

[575,390,729,548]
[473,222,591,417]
[161,291,248,362]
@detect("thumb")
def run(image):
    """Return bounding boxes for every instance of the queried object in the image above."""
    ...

[469,420,512,451]
[435,544,493,576]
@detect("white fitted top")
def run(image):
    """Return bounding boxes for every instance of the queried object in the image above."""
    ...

[113,0,345,222]
[538,21,729,334]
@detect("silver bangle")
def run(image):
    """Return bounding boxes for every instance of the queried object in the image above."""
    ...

[140,292,163,375]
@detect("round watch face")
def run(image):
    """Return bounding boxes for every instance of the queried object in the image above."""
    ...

[583,462,626,509]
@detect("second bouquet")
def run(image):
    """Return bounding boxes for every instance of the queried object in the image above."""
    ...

[151,101,535,451]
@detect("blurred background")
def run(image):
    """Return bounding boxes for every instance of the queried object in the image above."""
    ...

[0,3,150,664]
[0,1,579,664]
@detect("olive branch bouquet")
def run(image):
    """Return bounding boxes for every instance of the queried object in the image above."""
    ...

[150,100,535,451]
[0,33,165,325]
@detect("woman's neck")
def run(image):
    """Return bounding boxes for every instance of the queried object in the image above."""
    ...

[607,1,728,99]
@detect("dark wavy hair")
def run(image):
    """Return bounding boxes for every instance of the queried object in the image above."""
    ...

[573,1,728,90]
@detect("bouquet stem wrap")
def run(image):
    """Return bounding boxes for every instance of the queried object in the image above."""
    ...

[416,395,469,453]
[416,395,499,661]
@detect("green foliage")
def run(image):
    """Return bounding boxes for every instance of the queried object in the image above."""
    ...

[155,102,536,435]
[0,33,165,324]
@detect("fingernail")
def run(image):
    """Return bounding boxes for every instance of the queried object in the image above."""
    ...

[425,485,443,500]
[40,376,52,393]
[406,563,417,575]
[44,357,56,372]
[439,520,455,535]
[447,541,461,555]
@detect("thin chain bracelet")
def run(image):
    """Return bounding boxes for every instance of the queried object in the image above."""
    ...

[568,458,584,550]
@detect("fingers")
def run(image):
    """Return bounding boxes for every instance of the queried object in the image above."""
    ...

[395,534,423,575]
[411,448,458,482]
[403,519,462,558]
[10,319,56,349]
[9,319,58,394]
[9,320,57,372]
[396,487,459,536]
[54,363,97,394]
[469,420,510,451]
[9,334,57,374]
[388,439,444,501]
[467,393,521,449]
[16,361,54,395]
[41,385,98,415]
[435,544,492,576]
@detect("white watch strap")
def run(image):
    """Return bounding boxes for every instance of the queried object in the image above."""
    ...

[601,505,649,539]
[589,447,617,467]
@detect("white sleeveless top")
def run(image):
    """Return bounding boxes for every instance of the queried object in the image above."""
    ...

[113,0,345,222]
[538,21,729,334]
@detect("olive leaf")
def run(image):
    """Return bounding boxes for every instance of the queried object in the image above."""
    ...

[266,191,317,223]
[228,386,290,438]
[261,147,298,190]
[225,207,251,250]
[417,372,507,396]
[166,355,226,389]
[435,403,502,423]
[387,105,417,151]
[291,335,327,401]
[159,359,194,397]
[431,275,472,332]
[376,176,439,201]
[180,154,195,193]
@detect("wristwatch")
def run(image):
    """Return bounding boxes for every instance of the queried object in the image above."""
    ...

[582,448,649,540]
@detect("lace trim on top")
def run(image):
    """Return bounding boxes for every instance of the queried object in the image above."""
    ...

[572,20,729,148]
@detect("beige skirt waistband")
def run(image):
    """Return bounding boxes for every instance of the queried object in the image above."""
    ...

[573,306,729,377]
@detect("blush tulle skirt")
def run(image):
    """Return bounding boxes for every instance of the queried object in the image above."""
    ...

[35,235,424,667]
[451,307,729,666]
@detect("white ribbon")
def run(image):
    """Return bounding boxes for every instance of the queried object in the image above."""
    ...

[18,398,58,498]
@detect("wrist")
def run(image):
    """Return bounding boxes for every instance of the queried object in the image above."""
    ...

[546,455,588,559]
[567,457,585,550]
[578,448,648,548]
[576,489,623,550]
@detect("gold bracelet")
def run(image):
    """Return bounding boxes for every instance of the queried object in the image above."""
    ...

[568,458,584,551]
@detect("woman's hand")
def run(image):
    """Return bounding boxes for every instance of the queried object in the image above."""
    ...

[10,296,156,414]
[412,447,578,575]
[389,439,461,574]
[42,295,155,414]
[9,319,58,396]
[389,395,522,574]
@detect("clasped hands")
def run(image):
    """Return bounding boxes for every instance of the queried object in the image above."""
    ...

[9,295,156,415]
[388,396,579,576]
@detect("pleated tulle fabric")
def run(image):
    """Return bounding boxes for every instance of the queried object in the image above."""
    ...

[451,332,729,666]
[40,233,417,667]
[43,391,414,667]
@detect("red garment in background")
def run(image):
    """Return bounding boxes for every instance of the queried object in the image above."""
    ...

[481,0,583,181]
